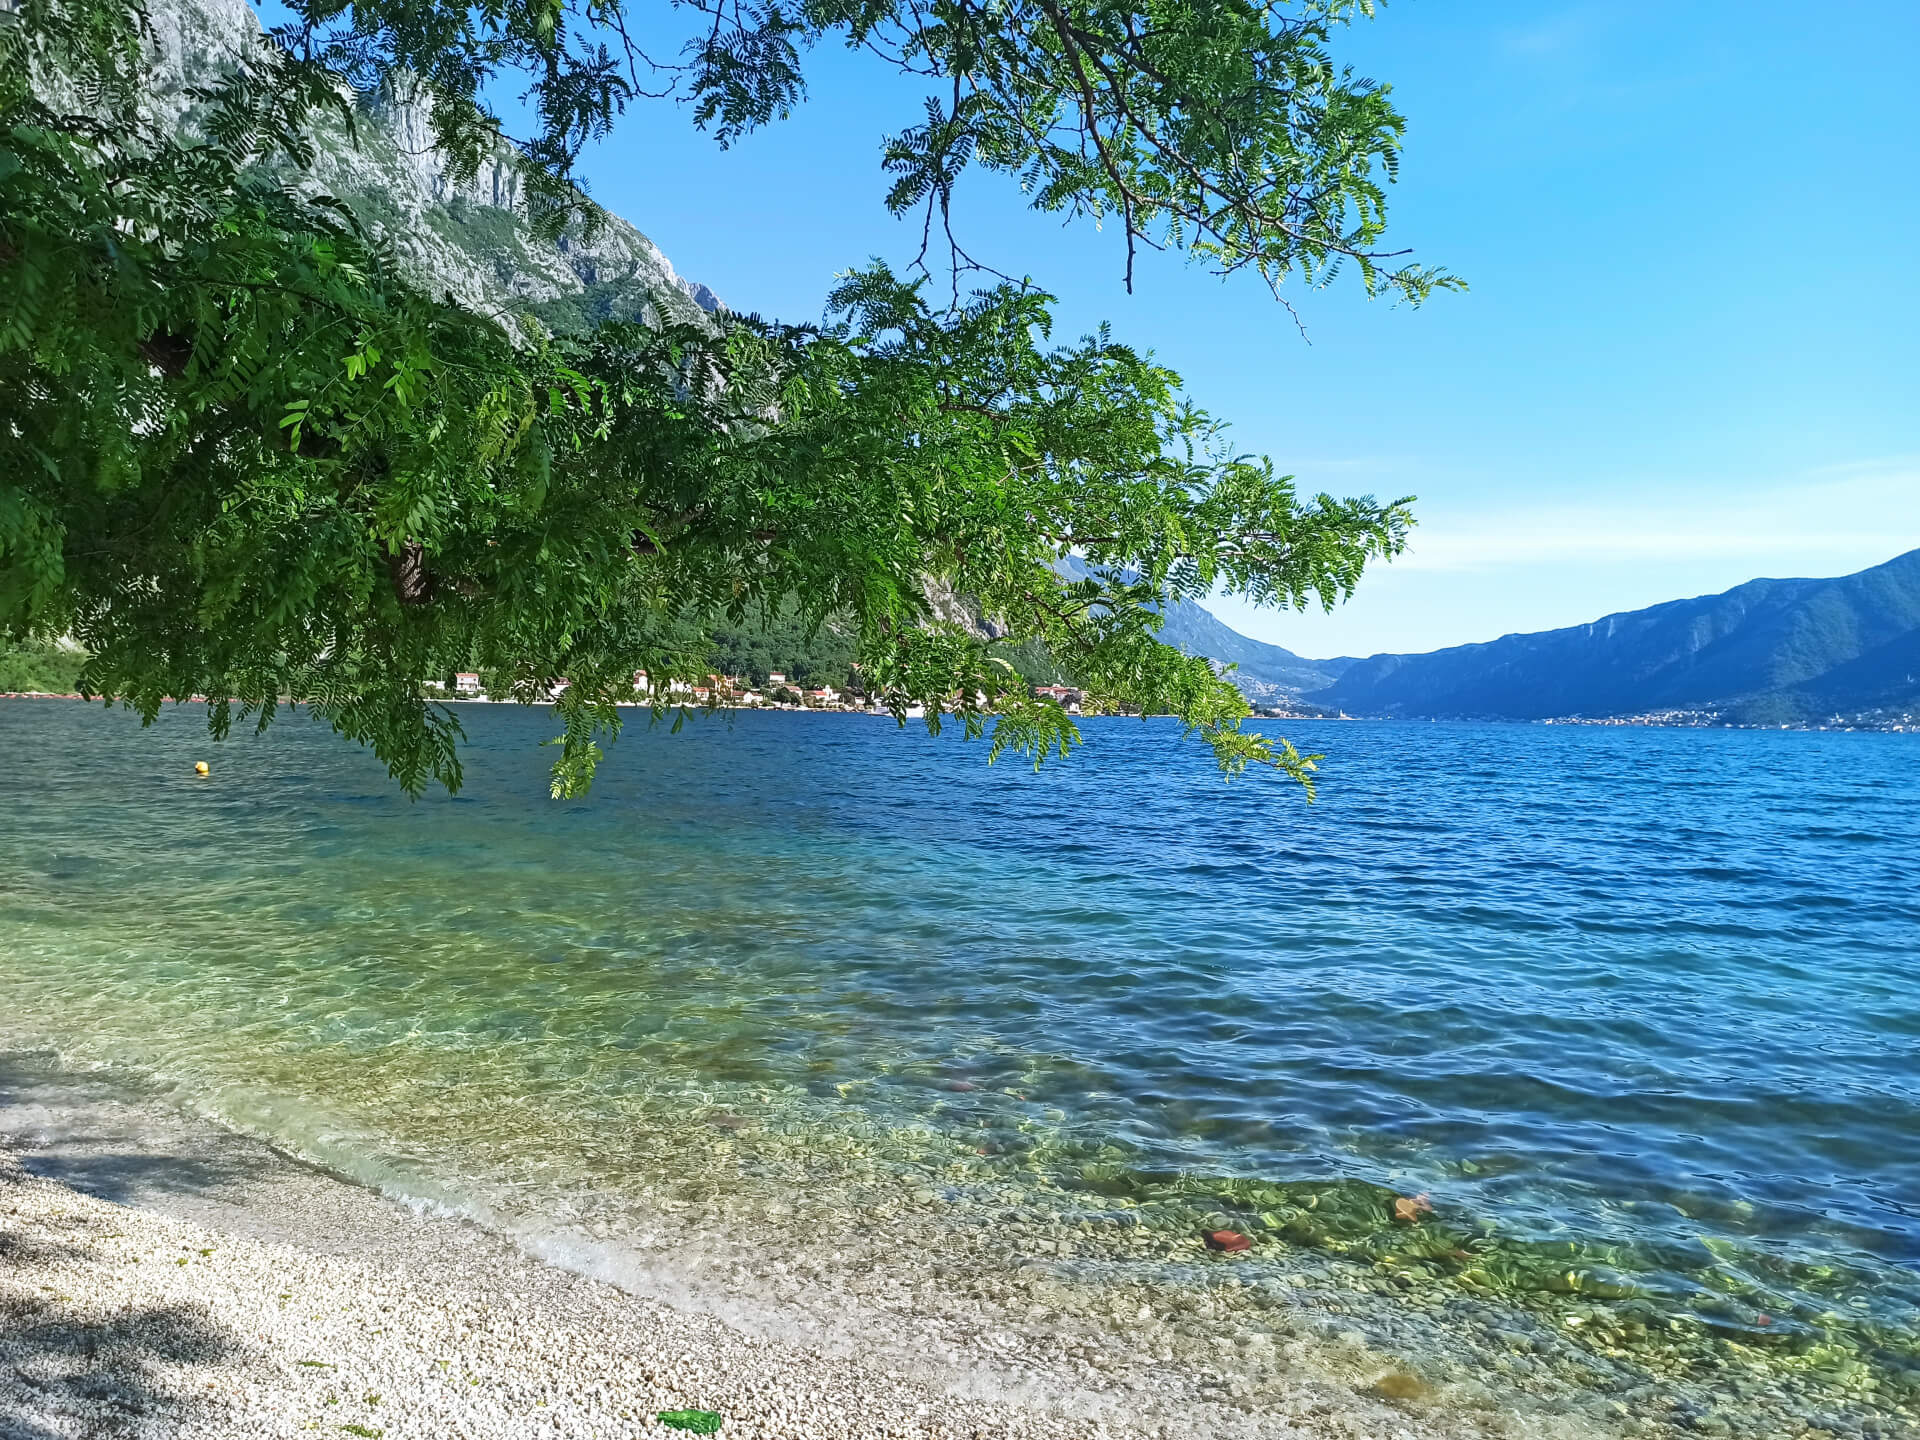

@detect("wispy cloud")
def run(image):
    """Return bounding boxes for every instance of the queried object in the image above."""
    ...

[1497,8,1600,57]
[1389,463,1920,574]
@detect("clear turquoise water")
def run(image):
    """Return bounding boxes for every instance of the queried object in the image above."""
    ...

[2,700,1916,1418]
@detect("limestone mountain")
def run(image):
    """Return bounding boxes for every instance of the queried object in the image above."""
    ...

[143,0,722,332]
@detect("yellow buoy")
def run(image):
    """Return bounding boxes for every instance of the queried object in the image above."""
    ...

[194,761,210,776]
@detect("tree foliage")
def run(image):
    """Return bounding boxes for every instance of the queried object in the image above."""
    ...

[267,0,1458,304]
[2,0,1426,797]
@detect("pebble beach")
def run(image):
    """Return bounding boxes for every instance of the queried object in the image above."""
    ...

[0,1069,1492,1440]
[1,1125,1128,1440]
[3,1148,1082,1440]
[12,1069,1903,1440]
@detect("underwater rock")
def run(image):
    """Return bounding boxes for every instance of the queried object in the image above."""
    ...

[1371,1371,1430,1402]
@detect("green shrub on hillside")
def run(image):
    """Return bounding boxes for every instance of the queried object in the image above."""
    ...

[0,639,84,693]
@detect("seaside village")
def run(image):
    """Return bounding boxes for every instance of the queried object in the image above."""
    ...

[427,670,1088,716]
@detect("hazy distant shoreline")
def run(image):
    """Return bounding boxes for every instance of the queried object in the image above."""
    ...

[5,690,1910,733]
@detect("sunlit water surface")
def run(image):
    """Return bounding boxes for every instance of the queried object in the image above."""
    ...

[2,701,1916,1429]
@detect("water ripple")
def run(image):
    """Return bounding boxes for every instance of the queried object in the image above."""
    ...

[2,699,1917,1365]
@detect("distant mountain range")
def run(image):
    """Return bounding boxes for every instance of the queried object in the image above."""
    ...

[1150,598,1361,699]
[1051,556,1359,700]
[1309,549,1920,722]
[1087,548,1920,724]
[1170,549,1920,724]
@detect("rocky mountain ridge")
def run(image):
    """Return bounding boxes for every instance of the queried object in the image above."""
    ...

[1049,556,1358,702]
[1065,546,1920,725]
[144,0,721,330]
[1307,548,1920,724]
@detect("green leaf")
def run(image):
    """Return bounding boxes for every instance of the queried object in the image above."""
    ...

[658,1410,724,1433]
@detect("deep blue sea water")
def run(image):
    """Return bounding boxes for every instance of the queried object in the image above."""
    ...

[2,699,1916,1411]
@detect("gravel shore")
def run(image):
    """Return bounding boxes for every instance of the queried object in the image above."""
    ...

[1,1129,1131,1440]
[0,1064,1481,1440]
[9,1061,1905,1440]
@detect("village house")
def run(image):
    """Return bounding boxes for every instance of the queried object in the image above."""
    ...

[453,673,481,696]
[633,671,696,696]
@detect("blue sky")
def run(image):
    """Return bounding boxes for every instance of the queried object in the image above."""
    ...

[556,1,1917,658]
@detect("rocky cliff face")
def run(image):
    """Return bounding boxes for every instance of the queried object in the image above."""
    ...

[143,0,722,329]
